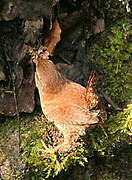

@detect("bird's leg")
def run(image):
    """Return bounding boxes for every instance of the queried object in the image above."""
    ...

[40,135,72,154]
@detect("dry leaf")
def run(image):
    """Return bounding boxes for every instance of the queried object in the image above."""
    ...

[43,19,61,55]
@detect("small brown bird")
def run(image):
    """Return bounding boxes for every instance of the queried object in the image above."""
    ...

[32,47,100,153]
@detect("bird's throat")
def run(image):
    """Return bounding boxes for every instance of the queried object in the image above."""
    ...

[35,60,67,94]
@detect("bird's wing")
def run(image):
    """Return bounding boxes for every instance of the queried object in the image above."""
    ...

[53,104,99,126]
[68,104,99,125]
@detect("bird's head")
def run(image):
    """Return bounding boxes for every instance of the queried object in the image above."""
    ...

[29,46,49,65]
[30,46,66,93]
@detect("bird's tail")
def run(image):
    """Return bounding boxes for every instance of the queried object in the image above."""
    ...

[85,70,99,110]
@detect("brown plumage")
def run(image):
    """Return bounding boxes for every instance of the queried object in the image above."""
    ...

[32,47,99,153]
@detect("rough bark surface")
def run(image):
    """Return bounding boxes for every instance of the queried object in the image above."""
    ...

[0,0,54,115]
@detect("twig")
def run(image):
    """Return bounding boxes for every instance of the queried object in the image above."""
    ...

[58,54,71,64]
[12,78,21,154]
[41,139,49,150]
[4,52,21,154]
[49,11,53,30]
[99,122,108,137]
[98,88,121,110]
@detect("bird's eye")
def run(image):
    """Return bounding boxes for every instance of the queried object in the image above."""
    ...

[38,49,43,55]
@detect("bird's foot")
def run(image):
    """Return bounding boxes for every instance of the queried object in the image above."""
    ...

[40,139,72,154]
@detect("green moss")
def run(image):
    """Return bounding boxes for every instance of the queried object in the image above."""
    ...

[21,113,88,179]
[87,19,132,107]
[20,103,131,179]
[88,103,131,156]
[0,103,131,179]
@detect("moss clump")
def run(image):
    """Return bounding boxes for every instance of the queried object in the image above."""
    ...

[88,103,131,156]
[85,104,132,180]
[87,19,132,107]
[21,113,88,179]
